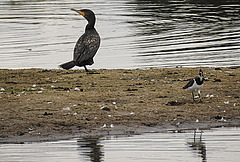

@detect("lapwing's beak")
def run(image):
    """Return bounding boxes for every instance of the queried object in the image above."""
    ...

[71,8,85,16]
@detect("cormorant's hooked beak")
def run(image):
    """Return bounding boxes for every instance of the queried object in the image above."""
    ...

[71,8,85,16]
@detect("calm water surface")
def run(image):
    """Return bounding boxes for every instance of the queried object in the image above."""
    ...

[0,127,240,161]
[0,0,239,69]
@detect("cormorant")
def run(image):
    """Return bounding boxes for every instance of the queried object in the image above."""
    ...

[59,8,100,73]
[183,69,204,102]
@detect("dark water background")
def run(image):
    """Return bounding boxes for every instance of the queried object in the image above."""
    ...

[0,0,239,69]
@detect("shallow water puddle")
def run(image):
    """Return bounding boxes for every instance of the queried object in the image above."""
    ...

[0,127,240,161]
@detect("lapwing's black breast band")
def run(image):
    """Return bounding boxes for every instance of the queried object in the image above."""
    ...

[195,77,203,85]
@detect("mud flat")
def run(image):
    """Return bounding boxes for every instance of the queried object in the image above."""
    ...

[0,67,239,143]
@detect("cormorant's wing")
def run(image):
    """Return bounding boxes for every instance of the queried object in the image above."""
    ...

[73,30,100,64]
[73,33,86,62]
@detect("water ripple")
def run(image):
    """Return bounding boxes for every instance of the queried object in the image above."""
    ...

[0,0,239,69]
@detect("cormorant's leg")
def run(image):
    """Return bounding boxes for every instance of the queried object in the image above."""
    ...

[84,65,100,74]
[84,65,89,72]
[192,92,195,102]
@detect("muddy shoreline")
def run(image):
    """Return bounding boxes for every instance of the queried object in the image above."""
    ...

[0,67,240,143]
[1,121,240,144]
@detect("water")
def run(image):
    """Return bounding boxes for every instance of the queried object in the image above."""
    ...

[0,0,239,69]
[0,127,240,161]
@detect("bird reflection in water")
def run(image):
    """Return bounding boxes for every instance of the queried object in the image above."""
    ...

[187,130,206,162]
[77,136,103,162]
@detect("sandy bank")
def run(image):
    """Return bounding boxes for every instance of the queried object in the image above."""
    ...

[0,67,239,143]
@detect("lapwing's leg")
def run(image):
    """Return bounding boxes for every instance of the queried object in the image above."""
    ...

[200,130,203,141]
[192,92,195,102]
[198,90,202,102]
[194,130,196,143]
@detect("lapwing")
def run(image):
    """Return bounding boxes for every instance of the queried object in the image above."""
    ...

[183,69,204,102]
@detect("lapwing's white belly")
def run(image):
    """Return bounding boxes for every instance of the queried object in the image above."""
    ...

[187,79,203,92]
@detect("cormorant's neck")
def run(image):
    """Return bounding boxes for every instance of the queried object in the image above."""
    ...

[85,17,95,30]
[85,23,95,30]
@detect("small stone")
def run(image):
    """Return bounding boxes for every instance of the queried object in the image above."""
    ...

[74,87,80,91]
[63,107,71,111]
[166,100,184,106]
[233,95,239,99]
[214,116,222,120]
[210,94,214,98]
[224,101,229,104]
[100,106,110,111]
[126,88,138,91]
[214,79,222,82]
[43,112,53,116]
[157,96,168,98]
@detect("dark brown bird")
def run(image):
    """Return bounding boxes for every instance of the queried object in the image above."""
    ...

[60,9,100,73]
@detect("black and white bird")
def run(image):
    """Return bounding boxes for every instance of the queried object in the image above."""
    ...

[183,69,204,102]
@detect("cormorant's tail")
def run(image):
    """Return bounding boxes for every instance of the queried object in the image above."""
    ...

[59,61,75,70]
